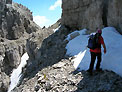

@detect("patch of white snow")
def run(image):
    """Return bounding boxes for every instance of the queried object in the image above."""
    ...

[8,52,29,92]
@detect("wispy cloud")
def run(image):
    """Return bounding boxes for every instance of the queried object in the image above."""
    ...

[49,0,62,10]
[33,15,50,28]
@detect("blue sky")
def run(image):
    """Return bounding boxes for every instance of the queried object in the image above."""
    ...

[13,0,62,28]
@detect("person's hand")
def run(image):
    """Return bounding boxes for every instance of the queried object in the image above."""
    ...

[102,43,106,54]
[104,49,106,54]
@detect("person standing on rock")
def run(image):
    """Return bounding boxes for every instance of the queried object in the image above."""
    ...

[87,29,107,75]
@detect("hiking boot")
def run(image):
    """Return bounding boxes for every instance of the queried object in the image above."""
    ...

[96,68,102,72]
[87,69,93,76]
[87,69,91,72]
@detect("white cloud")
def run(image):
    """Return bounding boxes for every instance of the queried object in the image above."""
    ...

[33,15,50,28]
[49,0,62,10]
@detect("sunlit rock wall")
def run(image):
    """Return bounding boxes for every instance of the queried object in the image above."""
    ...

[61,0,122,34]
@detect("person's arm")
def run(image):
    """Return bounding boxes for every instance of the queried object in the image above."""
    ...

[102,43,106,54]
[100,36,106,54]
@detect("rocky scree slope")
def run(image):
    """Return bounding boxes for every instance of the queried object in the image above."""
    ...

[12,55,122,92]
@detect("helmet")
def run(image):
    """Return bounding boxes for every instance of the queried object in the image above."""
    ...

[97,29,102,34]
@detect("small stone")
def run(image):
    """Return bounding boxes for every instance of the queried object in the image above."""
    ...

[34,85,40,91]
[44,82,52,91]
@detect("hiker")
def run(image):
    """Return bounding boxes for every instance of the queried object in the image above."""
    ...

[87,29,106,75]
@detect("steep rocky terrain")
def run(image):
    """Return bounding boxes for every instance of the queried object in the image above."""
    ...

[0,0,52,91]
[10,24,122,92]
[12,57,122,92]
[0,0,122,92]
[61,0,122,34]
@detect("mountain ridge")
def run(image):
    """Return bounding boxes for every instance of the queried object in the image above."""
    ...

[0,0,122,92]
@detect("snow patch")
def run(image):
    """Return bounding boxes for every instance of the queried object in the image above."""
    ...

[53,26,61,32]
[8,52,29,92]
[66,27,122,76]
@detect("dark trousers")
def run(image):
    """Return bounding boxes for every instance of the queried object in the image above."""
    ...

[89,52,102,71]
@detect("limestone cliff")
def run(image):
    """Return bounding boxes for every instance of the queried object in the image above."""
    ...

[61,0,122,34]
[13,0,122,91]
[0,0,44,91]
[0,0,122,92]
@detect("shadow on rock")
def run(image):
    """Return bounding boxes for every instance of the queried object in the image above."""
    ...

[74,70,122,92]
[24,26,70,80]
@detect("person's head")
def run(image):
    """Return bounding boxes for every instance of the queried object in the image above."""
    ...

[97,29,102,33]
[97,29,102,36]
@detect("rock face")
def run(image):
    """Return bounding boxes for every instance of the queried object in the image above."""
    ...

[61,0,103,31]
[107,0,122,34]
[0,72,10,92]
[0,0,32,72]
[0,2,34,40]
[25,25,69,74]
[0,39,25,91]
[0,0,122,92]
[0,0,43,91]
[61,0,122,34]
